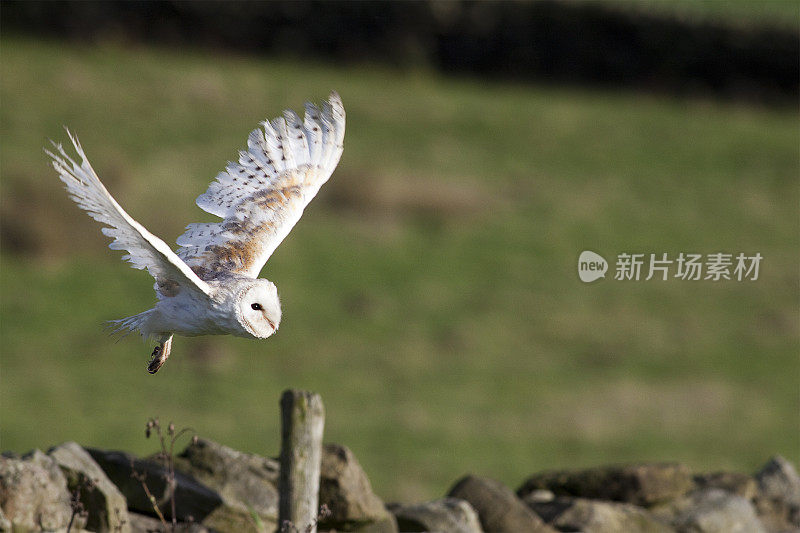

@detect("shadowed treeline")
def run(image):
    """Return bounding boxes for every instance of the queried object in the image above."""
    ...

[2,0,798,105]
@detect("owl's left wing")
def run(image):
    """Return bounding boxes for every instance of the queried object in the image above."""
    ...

[176,92,345,280]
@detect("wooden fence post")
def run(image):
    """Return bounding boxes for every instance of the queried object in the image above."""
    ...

[278,389,325,533]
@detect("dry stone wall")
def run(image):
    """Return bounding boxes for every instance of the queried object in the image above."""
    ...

[1,438,798,533]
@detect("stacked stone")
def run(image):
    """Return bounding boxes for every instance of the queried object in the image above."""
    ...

[1,439,798,533]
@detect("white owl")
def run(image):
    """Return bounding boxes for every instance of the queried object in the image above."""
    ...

[47,93,345,373]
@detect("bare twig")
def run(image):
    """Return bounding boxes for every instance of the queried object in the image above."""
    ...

[130,458,169,528]
[132,417,197,533]
[66,476,96,533]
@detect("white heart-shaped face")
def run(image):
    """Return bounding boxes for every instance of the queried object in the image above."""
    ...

[236,280,281,339]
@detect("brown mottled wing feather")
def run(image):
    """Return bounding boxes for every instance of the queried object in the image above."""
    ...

[176,92,345,279]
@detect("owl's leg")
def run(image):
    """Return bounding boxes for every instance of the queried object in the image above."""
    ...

[147,333,173,374]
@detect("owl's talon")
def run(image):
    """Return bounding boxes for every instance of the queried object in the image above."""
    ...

[147,346,165,374]
[147,335,172,374]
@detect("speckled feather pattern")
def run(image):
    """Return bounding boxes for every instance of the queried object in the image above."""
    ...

[177,92,345,279]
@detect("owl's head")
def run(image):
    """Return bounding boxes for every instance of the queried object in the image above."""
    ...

[234,279,281,339]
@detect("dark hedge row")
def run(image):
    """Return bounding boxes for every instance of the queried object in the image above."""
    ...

[3,1,798,104]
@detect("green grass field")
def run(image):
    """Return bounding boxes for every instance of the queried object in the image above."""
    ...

[1,36,798,502]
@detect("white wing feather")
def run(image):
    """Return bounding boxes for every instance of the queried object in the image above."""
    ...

[46,132,212,297]
[176,92,345,279]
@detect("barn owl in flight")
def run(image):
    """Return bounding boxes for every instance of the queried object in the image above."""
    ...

[47,93,345,373]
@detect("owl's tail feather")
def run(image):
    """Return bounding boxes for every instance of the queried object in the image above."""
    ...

[106,309,156,340]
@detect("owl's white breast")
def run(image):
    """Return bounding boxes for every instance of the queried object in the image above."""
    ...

[150,283,241,337]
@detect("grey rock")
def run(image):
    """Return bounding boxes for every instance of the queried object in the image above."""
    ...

[128,511,211,532]
[387,498,483,533]
[518,463,693,506]
[173,438,279,531]
[653,488,765,533]
[755,456,800,507]
[87,448,222,525]
[318,443,398,532]
[92,445,271,533]
[0,450,75,531]
[525,496,674,533]
[0,506,11,532]
[519,495,574,524]
[692,472,757,500]
[128,512,162,533]
[49,441,131,533]
[752,496,800,533]
[448,475,555,533]
[752,456,800,532]
[526,489,556,503]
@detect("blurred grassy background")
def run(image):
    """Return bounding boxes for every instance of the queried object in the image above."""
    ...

[1,32,798,502]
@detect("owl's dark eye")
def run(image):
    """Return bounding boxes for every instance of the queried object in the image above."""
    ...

[251,303,263,311]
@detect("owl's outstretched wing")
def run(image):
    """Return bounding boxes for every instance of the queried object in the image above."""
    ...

[46,132,212,298]
[176,92,345,280]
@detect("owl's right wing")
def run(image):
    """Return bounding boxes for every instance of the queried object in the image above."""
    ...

[175,92,345,280]
[46,131,212,298]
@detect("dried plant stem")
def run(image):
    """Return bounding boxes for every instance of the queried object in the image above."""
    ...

[133,418,197,533]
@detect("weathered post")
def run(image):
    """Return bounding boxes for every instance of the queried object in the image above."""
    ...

[278,389,325,533]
